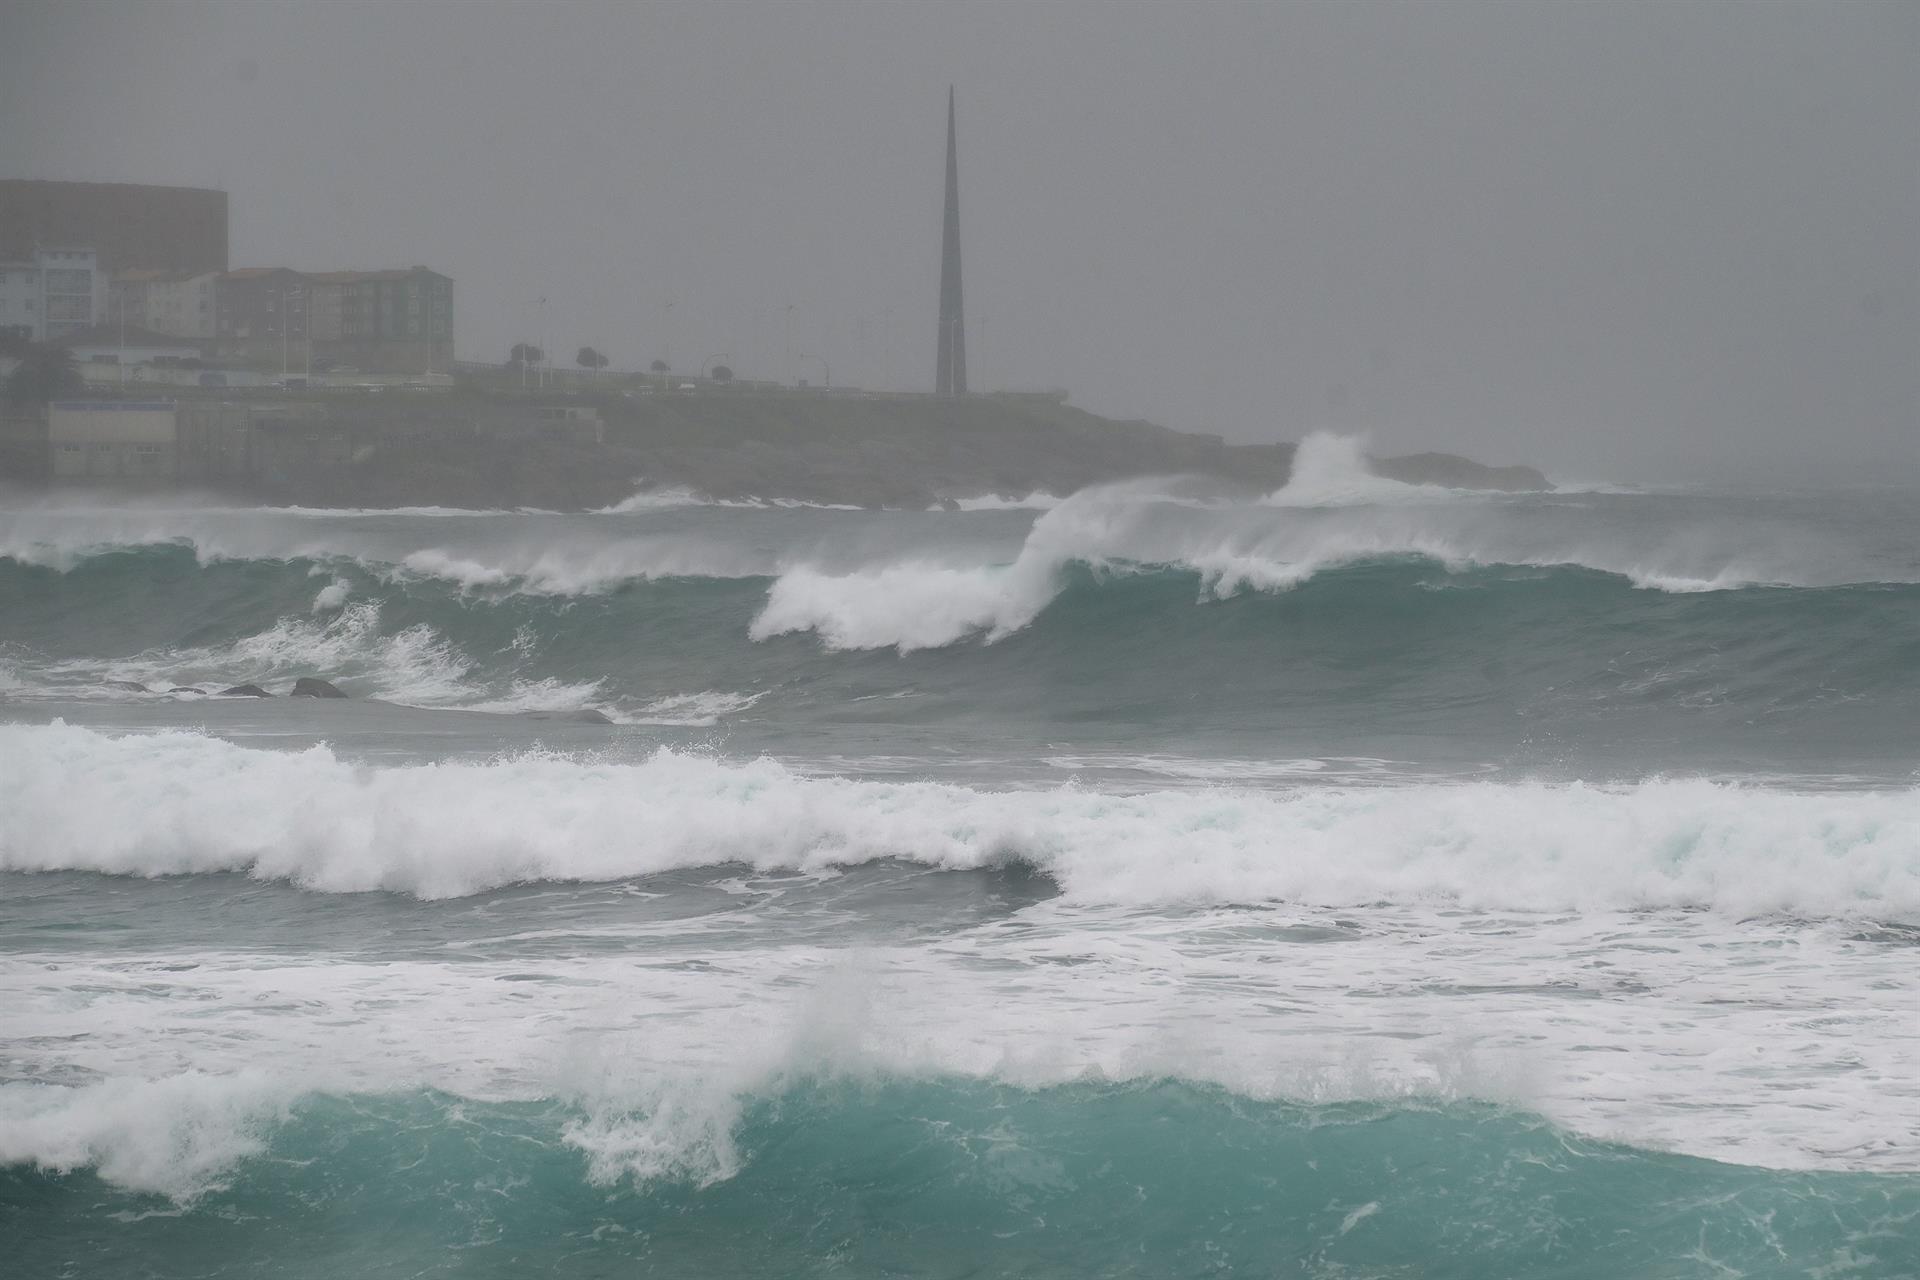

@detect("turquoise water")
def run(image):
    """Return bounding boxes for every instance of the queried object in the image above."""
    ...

[2,461,1917,1276]
[11,1084,1919,1279]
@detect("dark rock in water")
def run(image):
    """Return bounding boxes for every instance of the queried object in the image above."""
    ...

[520,708,614,725]
[1370,452,1551,491]
[218,684,273,698]
[290,677,348,699]
[169,686,207,695]
[104,680,150,693]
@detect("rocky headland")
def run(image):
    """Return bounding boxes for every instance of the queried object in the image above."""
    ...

[223,388,1547,510]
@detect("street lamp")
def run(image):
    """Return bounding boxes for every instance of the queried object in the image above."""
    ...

[538,296,549,390]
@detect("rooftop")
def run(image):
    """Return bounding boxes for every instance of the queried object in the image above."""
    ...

[306,267,447,284]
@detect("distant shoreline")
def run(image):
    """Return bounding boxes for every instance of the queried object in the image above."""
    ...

[6,386,1548,510]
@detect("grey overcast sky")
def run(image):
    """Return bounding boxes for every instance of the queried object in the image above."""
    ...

[2,0,1914,481]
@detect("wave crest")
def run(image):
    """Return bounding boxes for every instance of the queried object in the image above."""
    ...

[4,723,1915,916]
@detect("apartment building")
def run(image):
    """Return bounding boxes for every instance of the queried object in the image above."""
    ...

[0,248,104,342]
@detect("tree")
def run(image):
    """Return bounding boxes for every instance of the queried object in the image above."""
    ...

[509,342,544,366]
[576,346,609,373]
[649,359,669,374]
[709,365,734,384]
[4,345,82,408]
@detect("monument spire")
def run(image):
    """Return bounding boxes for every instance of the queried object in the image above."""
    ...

[936,85,967,396]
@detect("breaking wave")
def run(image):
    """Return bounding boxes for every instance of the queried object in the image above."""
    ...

[747,477,1907,651]
[3,722,1915,913]
[596,485,865,513]
[1266,431,1456,506]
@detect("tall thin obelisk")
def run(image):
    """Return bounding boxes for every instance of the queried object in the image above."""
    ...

[935,86,967,396]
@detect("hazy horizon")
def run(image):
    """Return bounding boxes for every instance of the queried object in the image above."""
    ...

[3,0,1913,484]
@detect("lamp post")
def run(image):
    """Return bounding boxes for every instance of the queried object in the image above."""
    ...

[538,296,549,390]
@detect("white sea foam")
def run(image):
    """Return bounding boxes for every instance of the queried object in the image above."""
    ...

[596,486,755,512]
[0,1072,290,1200]
[391,540,768,595]
[0,503,784,592]
[746,448,1883,649]
[630,690,765,726]
[945,491,1065,511]
[7,600,481,708]
[752,477,1179,650]
[8,460,1911,622]
[752,560,1053,651]
[310,576,351,612]
[0,585,763,723]
[4,722,1915,916]
[460,676,619,718]
[597,485,862,513]
[4,890,1915,1201]
[169,604,468,703]
[1265,432,1458,507]
[266,504,540,518]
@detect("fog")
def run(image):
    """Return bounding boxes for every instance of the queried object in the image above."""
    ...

[3,0,1913,482]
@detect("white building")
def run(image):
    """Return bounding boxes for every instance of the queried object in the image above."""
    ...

[55,322,208,367]
[112,268,218,339]
[0,262,41,343]
[147,270,218,337]
[0,248,104,342]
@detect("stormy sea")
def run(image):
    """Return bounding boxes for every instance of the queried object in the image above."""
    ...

[2,436,1916,1278]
